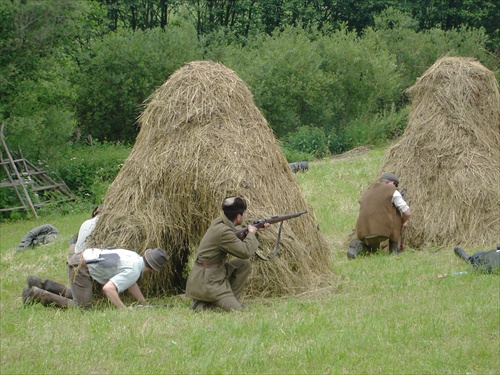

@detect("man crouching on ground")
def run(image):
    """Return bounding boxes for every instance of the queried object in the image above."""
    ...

[23,247,168,309]
[186,196,269,312]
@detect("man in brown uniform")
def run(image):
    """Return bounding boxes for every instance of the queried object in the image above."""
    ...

[348,172,411,259]
[186,196,269,312]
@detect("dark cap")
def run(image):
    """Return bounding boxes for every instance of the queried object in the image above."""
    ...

[144,248,169,271]
[380,172,399,186]
[222,196,247,215]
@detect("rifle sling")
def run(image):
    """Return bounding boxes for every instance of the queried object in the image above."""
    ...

[268,221,284,260]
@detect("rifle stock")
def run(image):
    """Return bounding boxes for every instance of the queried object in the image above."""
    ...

[235,211,307,240]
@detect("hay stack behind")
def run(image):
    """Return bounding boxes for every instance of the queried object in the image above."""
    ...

[381,56,499,248]
[89,60,332,297]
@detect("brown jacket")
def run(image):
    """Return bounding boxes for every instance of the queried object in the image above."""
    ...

[355,182,402,242]
[185,215,259,302]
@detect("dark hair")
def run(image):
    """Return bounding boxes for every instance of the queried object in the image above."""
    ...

[92,205,102,218]
[222,196,247,221]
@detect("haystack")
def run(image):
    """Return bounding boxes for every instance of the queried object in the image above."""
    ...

[381,56,499,248]
[89,60,332,297]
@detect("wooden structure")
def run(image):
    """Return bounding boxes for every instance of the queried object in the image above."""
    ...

[0,124,74,218]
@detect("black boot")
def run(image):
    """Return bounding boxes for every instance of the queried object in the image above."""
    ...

[347,239,362,260]
[389,240,400,255]
[454,247,471,263]
[27,275,73,298]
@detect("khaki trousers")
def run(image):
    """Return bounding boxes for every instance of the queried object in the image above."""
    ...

[67,253,93,309]
[209,259,251,312]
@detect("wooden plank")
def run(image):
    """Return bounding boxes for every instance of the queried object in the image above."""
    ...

[31,184,64,192]
[0,180,35,188]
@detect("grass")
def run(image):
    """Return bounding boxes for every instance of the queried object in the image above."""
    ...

[1,145,498,374]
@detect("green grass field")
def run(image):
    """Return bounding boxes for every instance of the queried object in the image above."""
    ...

[1,146,498,375]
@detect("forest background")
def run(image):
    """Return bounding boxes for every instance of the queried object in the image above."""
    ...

[0,0,499,218]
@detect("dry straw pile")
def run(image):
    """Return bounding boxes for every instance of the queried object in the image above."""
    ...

[89,60,332,297]
[381,56,499,248]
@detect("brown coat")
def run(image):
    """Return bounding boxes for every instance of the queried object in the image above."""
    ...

[355,182,402,242]
[185,215,259,302]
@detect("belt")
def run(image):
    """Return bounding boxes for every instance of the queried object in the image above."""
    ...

[68,253,87,268]
[195,260,223,268]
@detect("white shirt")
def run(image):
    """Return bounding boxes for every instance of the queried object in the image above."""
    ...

[392,190,410,213]
[75,216,99,254]
[83,248,145,293]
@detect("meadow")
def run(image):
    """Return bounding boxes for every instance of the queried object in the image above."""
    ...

[1,146,498,374]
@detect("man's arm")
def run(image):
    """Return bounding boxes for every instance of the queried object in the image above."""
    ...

[392,191,411,226]
[102,281,128,309]
[126,283,147,305]
[401,208,411,227]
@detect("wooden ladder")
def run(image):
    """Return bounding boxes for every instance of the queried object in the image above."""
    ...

[0,124,75,217]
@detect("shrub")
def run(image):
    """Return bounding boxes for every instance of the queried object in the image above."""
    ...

[53,142,130,204]
[340,105,409,150]
[282,126,330,158]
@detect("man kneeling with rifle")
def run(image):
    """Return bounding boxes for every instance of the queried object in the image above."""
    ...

[186,196,270,312]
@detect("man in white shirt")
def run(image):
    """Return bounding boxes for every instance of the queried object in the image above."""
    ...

[74,205,102,254]
[23,247,168,309]
[348,172,411,259]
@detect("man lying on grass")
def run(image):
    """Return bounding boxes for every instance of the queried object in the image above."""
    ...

[22,247,168,309]
[454,244,500,273]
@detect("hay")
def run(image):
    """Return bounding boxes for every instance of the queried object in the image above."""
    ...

[89,60,332,297]
[380,56,500,248]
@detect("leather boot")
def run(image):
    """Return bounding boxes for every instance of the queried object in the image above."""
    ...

[347,239,362,259]
[389,240,400,254]
[454,247,471,263]
[27,275,73,299]
[22,286,34,304]
[23,286,74,308]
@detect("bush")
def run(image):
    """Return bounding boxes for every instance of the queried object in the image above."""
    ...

[75,22,202,143]
[340,105,409,150]
[52,142,130,204]
[280,146,314,163]
[282,126,329,158]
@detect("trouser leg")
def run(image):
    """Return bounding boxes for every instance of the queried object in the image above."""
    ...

[363,236,386,253]
[191,260,251,312]
[454,246,471,263]
[68,264,93,309]
[212,259,251,311]
[213,295,243,312]
[27,275,73,298]
[227,259,251,301]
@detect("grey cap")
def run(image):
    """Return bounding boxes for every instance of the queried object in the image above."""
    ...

[144,248,169,271]
[381,172,399,186]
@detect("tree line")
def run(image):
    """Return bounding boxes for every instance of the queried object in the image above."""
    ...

[0,0,498,163]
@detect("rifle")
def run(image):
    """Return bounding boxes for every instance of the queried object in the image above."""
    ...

[135,304,169,308]
[235,211,307,260]
[398,188,408,252]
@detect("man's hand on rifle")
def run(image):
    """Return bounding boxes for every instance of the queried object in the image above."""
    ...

[248,223,270,233]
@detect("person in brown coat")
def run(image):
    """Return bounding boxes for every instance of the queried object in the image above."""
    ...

[348,172,411,259]
[185,196,269,312]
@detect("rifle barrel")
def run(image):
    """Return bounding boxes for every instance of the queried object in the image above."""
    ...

[235,211,307,240]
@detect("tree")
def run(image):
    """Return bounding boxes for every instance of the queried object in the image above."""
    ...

[96,0,179,31]
[75,23,202,143]
[0,0,106,160]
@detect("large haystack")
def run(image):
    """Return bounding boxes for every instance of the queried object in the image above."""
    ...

[89,61,332,297]
[381,56,499,248]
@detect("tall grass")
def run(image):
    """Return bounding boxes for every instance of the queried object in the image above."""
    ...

[1,145,498,375]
